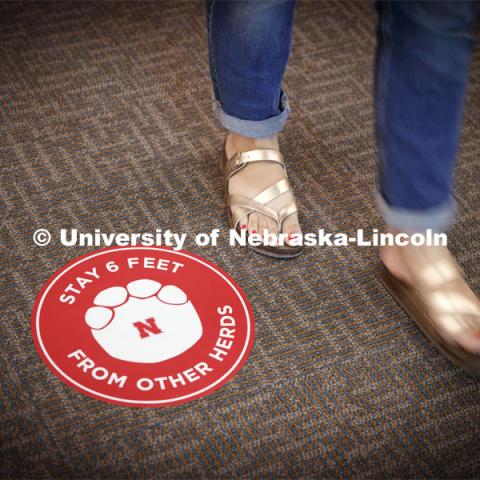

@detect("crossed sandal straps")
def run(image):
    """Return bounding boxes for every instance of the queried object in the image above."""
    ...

[224,147,303,259]
[382,256,480,373]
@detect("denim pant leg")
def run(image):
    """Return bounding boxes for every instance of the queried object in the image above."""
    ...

[375,1,478,234]
[206,0,296,138]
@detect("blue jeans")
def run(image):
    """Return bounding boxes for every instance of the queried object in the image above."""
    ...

[207,1,478,233]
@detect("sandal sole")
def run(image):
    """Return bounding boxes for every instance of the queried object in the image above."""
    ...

[380,264,480,376]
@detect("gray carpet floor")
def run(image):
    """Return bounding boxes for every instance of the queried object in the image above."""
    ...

[1,1,480,478]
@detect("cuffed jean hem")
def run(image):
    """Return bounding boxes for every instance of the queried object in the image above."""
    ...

[211,91,290,138]
[376,193,456,234]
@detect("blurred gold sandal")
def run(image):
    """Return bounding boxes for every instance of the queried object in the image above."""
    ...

[223,146,303,259]
[381,261,480,374]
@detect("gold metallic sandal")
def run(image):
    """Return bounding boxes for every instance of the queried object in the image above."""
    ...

[381,262,480,374]
[223,146,303,259]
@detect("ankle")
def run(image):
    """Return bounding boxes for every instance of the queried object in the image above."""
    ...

[380,229,417,285]
[380,229,453,285]
[226,132,279,159]
[381,245,413,285]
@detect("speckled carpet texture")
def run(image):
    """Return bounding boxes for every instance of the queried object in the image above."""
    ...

[1,1,480,478]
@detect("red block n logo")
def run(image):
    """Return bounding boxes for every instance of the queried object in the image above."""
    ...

[133,317,162,339]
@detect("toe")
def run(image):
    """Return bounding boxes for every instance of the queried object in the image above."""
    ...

[157,285,187,305]
[258,215,269,240]
[238,216,248,232]
[438,310,480,355]
[248,212,259,237]
[266,217,278,236]
[266,217,278,245]
[455,331,480,355]
[86,306,113,330]
[282,213,302,246]
[94,286,128,307]
[127,279,162,298]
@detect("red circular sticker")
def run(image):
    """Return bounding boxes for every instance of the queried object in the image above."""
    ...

[32,247,255,407]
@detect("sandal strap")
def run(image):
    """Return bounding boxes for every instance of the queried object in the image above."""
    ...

[428,290,480,316]
[416,261,480,336]
[225,149,285,181]
[417,260,464,288]
[437,313,480,336]
[229,205,251,230]
[278,201,298,226]
[433,303,480,337]
[253,178,291,205]
[228,178,295,230]
[228,197,298,231]
[228,194,280,223]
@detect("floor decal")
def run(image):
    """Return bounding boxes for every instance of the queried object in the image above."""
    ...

[32,247,255,407]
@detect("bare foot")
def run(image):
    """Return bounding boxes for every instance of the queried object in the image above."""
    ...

[381,232,480,354]
[225,132,302,243]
